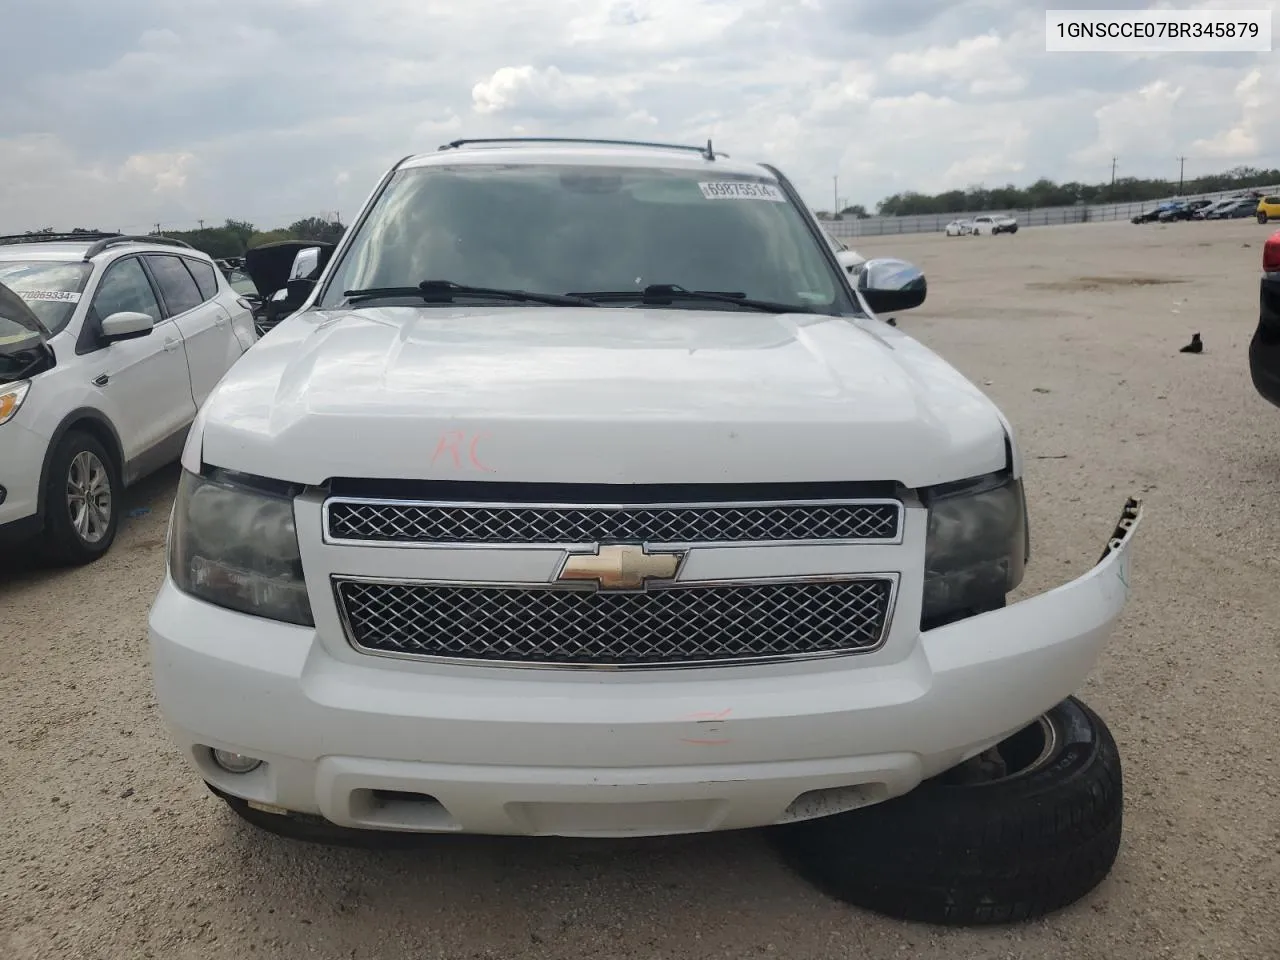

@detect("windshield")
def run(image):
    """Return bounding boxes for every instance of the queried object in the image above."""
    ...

[0,260,93,336]
[321,163,857,315]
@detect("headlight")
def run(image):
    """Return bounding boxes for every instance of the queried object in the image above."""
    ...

[0,380,31,425]
[921,471,1028,628]
[169,468,313,626]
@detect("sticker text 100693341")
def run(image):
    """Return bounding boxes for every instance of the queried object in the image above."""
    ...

[698,181,787,202]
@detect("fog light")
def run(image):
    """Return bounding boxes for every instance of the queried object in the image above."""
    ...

[212,749,262,774]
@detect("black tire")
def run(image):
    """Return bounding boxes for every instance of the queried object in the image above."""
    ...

[39,430,121,566]
[209,783,433,849]
[772,696,1122,926]
[1260,213,1269,224]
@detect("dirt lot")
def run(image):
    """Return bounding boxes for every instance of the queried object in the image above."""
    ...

[4,218,1280,960]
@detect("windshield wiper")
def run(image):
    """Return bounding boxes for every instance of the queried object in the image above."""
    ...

[344,280,598,308]
[568,284,804,314]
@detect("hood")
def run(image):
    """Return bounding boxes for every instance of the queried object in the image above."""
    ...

[193,307,1011,488]
[243,240,335,298]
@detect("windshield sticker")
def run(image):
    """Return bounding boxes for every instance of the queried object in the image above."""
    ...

[16,290,81,303]
[698,181,786,202]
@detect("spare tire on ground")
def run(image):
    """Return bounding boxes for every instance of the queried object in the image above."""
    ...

[772,696,1122,926]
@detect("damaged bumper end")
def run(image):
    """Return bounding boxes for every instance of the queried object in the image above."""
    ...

[919,495,1144,754]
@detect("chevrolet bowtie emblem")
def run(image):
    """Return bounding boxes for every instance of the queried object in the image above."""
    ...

[557,544,685,591]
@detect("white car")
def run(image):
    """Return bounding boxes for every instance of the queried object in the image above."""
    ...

[147,138,1140,917]
[823,230,866,274]
[945,219,975,237]
[970,214,1019,236]
[0,233,257,563]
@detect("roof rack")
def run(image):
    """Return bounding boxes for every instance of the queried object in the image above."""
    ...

[82,234,194,260]
[0,231,122,247]
[0,231,195,260]
[437,137,724,161]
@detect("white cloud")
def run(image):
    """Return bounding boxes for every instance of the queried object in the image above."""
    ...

[120,152,194,192]
[0,0,1275,229]
[1071,79,1185,167]
[1191,67,1270,159]
[472,66,630,118]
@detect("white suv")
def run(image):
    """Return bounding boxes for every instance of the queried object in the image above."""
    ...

[148,140,1140,881]
[0,233,257,564]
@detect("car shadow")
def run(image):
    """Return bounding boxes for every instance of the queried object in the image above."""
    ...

[200,812,839,952]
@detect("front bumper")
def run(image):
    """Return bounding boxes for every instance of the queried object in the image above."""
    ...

[148,499,1143,838]
[0,419,47,538]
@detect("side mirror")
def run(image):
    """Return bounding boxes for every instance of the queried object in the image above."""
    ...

[289,246,322,282]
[100,311,155,342]
[281,246,322,311]
[857,258,927,314]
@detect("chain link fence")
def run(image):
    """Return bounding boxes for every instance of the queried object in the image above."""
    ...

[822,184,1280,240]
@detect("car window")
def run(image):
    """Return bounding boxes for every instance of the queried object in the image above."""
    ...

[147,255,204,315]
[184,257,219,301]
[0,260,93,336]
[228,269,258,297]
[90,257,162,325]
[322,163,859,315]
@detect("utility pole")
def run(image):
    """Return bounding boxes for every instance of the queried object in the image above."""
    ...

[1177,156,1187,195]
[833,175,839,216]
[1110,157,1117,187]
[198,219,205,230]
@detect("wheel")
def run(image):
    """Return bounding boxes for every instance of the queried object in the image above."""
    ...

[772,696,1122,926]
[1260,213,1269,224]
[1009,225,1018,233]
[39,430,120,565]
[208,783,432,849]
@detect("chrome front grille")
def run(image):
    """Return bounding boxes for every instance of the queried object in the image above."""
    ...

[333,576,896,667]
[324,499,902,545]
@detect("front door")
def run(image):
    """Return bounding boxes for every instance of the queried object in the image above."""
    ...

[84,256,197,467]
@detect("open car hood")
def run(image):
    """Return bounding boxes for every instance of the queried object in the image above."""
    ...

[243,240,335,299]
[0,280,49,340]
[0,280,51,383]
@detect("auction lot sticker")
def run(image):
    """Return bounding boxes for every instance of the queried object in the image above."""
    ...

[699,181,786,202]
[16,290,81,303]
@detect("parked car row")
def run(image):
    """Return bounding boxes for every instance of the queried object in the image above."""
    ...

[1132,192,1279,224]
[944,214,1019,237]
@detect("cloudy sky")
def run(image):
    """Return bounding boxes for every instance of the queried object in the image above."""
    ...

[0,0,1275,232]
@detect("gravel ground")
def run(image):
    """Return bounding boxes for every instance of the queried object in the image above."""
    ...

[4,218,1280,960]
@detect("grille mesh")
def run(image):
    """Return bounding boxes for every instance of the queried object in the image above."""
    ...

[334,577,894,666]
[325,501,900,545]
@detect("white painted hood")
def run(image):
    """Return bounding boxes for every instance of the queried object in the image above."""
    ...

[192,306,1010,488]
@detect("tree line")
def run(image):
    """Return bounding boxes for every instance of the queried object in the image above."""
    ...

[865,165,1280,218]
[18,217,346,259]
